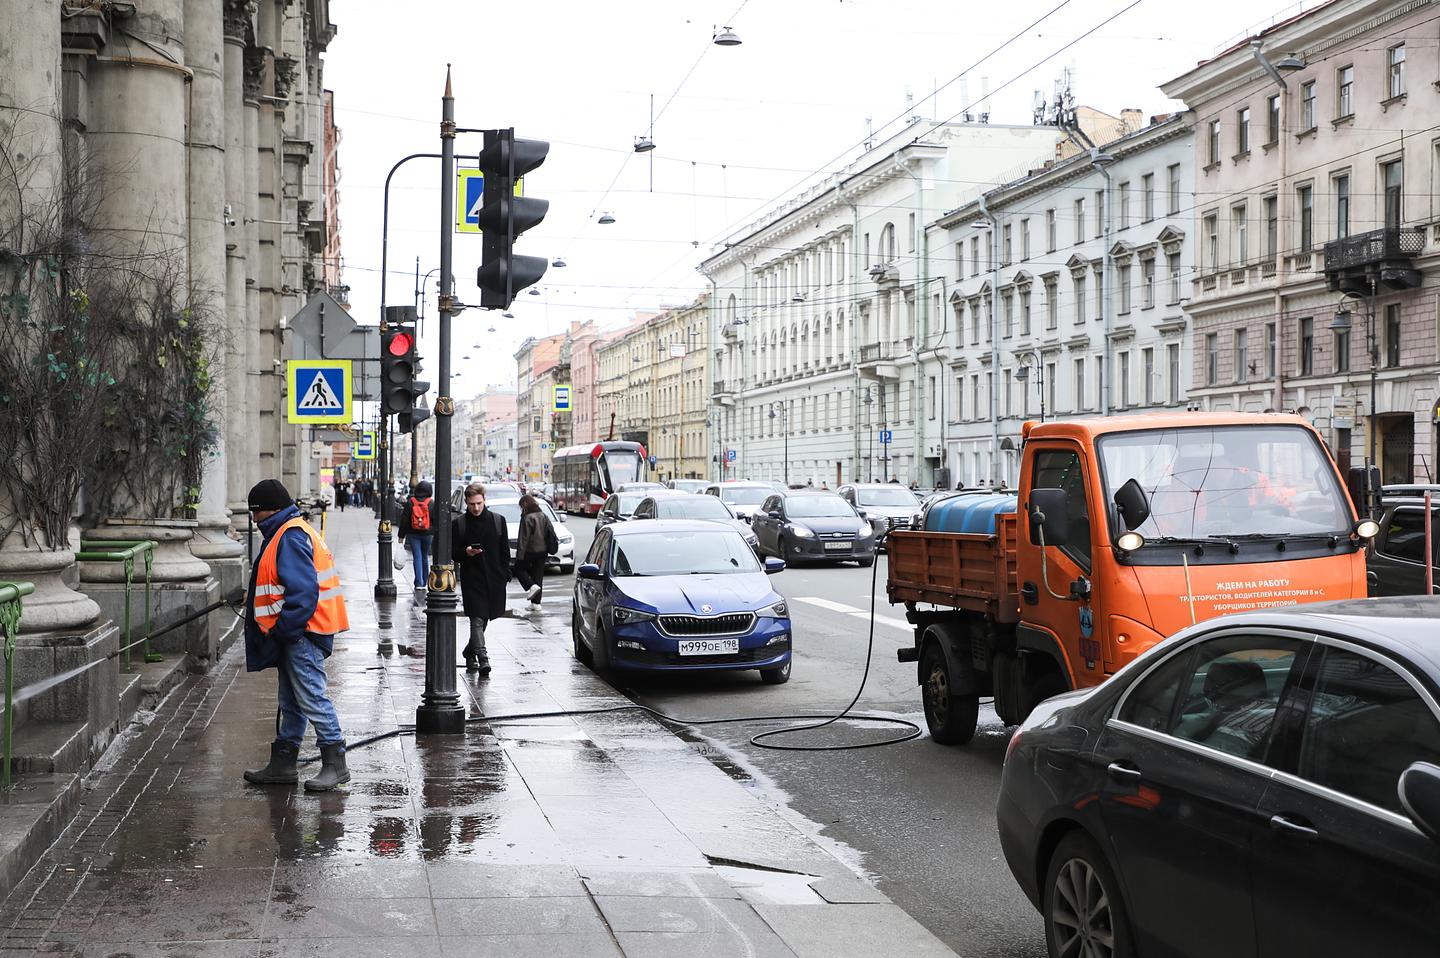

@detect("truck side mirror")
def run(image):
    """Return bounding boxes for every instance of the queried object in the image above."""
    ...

[1028,488,1070,547]
[1113,478,1151,531]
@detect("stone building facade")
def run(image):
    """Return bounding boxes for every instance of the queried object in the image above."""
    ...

[1163,0,1440,484]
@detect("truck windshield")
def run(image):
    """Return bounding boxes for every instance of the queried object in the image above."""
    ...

[1097,425,1351,540]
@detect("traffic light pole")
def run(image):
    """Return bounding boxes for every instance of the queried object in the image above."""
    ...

[416,68,466,735]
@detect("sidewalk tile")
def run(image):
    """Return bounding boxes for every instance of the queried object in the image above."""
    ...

[431,896,606,935]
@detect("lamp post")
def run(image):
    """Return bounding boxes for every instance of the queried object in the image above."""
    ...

[1330,277,1380,516]
[1014,349,1046,422]
[862,388,875,480]
[768,401,789,485]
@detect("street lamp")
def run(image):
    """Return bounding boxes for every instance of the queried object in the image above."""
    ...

[768,401,789,486]
[862,388,875,481]
[1014,349,1046,422]
[1331,278,1380,516]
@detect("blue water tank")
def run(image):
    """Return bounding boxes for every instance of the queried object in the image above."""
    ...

[922,493,1019,534]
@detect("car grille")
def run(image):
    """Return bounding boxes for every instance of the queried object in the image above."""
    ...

[820,531,852,540]
[658,612,756,636]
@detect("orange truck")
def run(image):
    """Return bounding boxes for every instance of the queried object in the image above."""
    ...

[888,412,1375,744]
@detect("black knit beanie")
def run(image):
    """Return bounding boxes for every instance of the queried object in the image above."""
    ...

[247,479,294,512]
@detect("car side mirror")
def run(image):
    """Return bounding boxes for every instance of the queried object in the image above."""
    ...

[556,514,567,523]
[1113,478,1152,531]
[577,563,602,580]
[764,557,786,574]
[767,510,782,520]
[1400,761,1440,843]
[1028,488,1071,547]
[857,510,868,520]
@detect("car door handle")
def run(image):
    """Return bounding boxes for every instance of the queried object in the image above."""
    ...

[1106,762,1142,781]
[1269,814,1318,838]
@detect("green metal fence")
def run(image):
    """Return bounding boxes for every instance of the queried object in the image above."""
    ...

[76,540,163,672]
[1,580,36,791]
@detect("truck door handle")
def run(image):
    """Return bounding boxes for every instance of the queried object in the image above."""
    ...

[1021,582,1039,605]
[1269,814,1318,838]
[1106,762,1142,781]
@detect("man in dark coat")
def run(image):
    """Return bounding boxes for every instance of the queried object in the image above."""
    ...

[452,482,509,674]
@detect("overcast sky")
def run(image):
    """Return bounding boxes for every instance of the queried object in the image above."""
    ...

[323,0,1321,399]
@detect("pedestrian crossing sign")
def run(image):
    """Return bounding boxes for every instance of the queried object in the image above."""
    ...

[286,360,352,424]
[456,169,527,234]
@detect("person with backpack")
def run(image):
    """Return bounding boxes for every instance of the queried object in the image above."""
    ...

[453,483,509,673]
[514,494,557,611]
[397,479,435,592]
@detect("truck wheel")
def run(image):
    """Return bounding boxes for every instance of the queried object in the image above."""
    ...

[1024,670,1069,717]
[920,643,978,745]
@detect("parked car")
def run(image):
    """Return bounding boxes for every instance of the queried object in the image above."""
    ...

[997,596,1440,958]
[572,520,792,682]
[596,490,651,527]
[449,481,523,514]
[467,497,575,573]
[751,490,875,566]
[666,479,708,494]
[633,491,759,552]
[618,482,666,493]
[702,481,775,523]
[836,482,921,540]
[1368,484,1440,596]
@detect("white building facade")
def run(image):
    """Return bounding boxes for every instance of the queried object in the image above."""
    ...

[700,120,1067,487]
[936,115,1196,488]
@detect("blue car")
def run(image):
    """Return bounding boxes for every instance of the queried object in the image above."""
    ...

[572,520,793,683]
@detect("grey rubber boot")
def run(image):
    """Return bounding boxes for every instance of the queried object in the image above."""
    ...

[303,743,351,792]
[243,742,299,785]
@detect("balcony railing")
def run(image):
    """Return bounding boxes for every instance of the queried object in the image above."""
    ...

[859,343,883,363]
[1324,226,1424,294]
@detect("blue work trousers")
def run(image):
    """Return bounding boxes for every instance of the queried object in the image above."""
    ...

[275,635,344,749]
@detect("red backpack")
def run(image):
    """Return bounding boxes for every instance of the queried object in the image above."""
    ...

[409,497,432,532]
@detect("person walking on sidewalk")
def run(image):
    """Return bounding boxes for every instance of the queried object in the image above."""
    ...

[398,480,435,592]
[241,479,352,792]
[453,482,509,674]
[514,494,557,612]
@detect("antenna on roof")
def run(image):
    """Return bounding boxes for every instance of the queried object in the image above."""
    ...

[959,78,973,122]
[979,76,991,123]
[863,115,874,151]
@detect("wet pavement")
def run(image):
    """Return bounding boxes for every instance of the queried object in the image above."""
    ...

[0,509,959,957]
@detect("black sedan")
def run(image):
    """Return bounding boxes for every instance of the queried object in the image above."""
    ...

[595,491,649,528]
[997,596,1440,958]
[750,490,875,566]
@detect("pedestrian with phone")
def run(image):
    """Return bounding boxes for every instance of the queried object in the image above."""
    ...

[398,480,435,593]
[453,483,509,673]
[514,494,557,612]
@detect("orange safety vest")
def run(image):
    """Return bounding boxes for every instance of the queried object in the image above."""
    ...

[253,517,350,636]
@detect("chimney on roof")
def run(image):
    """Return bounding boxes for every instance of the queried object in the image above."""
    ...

[1120,108,1143,132]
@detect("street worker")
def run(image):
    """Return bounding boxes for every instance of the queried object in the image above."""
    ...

[453,482,509,674]
[398,479,435,592]
[513,494,558,612]
[242,479,352,792]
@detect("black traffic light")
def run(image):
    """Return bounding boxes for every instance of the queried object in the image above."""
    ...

[381,306,430,433]
[398,397,431,435]
[476,128,549,309]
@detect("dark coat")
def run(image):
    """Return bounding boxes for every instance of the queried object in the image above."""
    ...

[453,509,509,621]
[244,504,334,672]
[398,480,436,542]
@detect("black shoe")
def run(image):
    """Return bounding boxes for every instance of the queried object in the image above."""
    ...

[303,743,350,792]
[243,742,299,785]
[462,648,479,672]
[475,656,492,676]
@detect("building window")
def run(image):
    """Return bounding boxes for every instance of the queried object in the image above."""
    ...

[1094,190,1105,238]
[1205,333,1218,386]
[1385,303,1402,367]
[1388,45,1406,99]
[1382,158,1403,229]
[1235,328,1249,383]
[1266,94,1280,144]
[971,375,980,420]
[1203,213,1218,270]
[1119,181,1131,228]
[1046,362,1057,414]
[1002,224,1013,265]
[1263,195,1278,258]
[1167,164,1181,213]
[1141,258,1155,308]
[1074,357,1087,411]
[1021,218,1031,260]
[1143,347,1155,405]
[1002,369,1012,418]
[1074,197,1086,243]
[1297,185,1313,249]
[1119,351,1131,408]
[1167,251,1181,303]
[1046,209,1057,252]
[1299,317,1314,375]
[1236,107,1250,154]
[1265,322,1277,378]
[1300,80,1316,130]
[1094,267,1105,318]
[1141,173,1154,222]
[908,213,916,251]
[1208,119,1221,166]
[1167,343,1181,404]
[1233,203,1248,264]
[1045,278,1058,330]
[1073,274,1087,324]
[1118,264,1131,314]
[1334,173,1350,239]
[1003,291,1014,338]
[971,302,981,345]
[1337,65,1354,119]
[1020,289,1032,336]
[1334,324,1350,373]
[970,236,979,276]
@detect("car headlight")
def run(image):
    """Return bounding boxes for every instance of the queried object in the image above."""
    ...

[789,525,814,538]
[760,600,788,618]
[612,606,656,624]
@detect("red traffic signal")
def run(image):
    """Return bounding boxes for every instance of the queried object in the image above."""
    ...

[387,330,414,356]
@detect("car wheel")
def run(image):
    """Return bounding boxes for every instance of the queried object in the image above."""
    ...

[759,658,791,684]
[856,556,875,568]
[1043,831,1135,958]
[561,562,574,574]
[571,605,593,667]
[920,642,978,745]
[592,620,614,672]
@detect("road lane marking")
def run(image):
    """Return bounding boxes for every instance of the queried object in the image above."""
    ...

[793,596,864,614]
[850,612,912,632]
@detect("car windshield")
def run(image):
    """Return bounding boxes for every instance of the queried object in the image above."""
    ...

[720,486,770,505]
[615,494,645,515]
[658,497,732,520]
[858,488,919,507]
[786,496,855,518]
[1097,425,1351,540]
[612,530,759,576]
[487,502,522,530]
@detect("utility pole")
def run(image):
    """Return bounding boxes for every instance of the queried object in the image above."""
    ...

[415,68,465,735]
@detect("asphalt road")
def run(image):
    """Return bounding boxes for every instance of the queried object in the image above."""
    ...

[555,513,1048,958]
